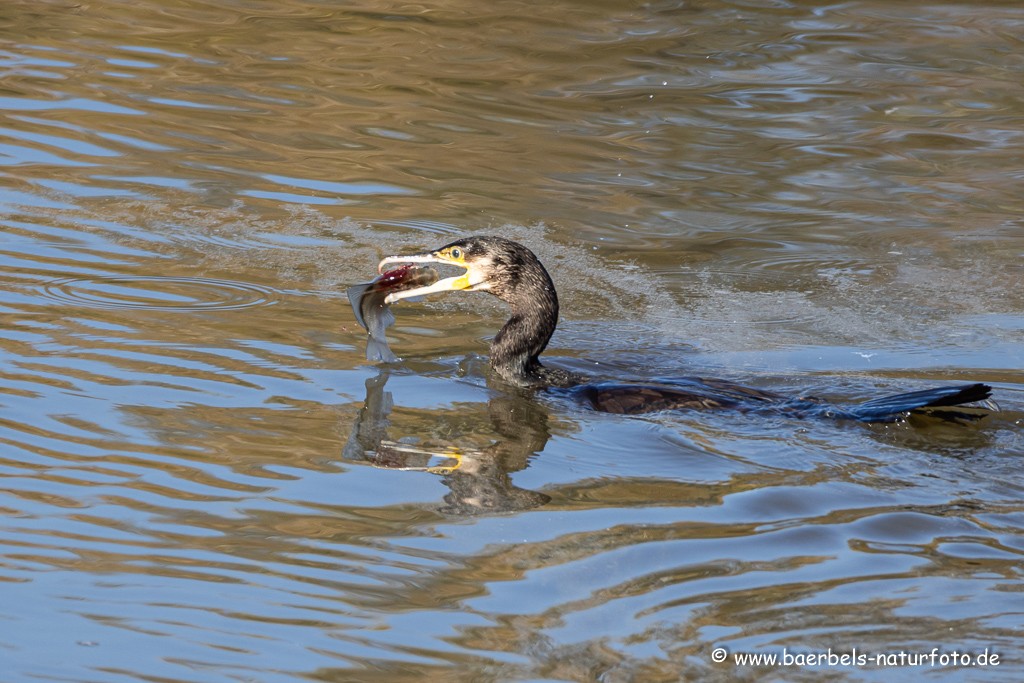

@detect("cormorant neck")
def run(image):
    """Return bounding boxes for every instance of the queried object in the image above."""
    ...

[490,313,550,387]
[487,252,578,388]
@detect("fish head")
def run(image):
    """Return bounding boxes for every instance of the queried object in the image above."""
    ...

[378,237,498,303]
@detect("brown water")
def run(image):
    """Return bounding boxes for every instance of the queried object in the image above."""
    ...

[2,1,1023,681]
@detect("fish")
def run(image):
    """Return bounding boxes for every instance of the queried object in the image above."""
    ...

[347,264,438,362]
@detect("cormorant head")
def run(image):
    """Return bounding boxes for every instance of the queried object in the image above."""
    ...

[378,235,565,386]
[378,236,541,305]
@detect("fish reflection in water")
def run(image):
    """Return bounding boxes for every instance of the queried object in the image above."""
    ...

[347,265,438,362]
[342,368,552,515]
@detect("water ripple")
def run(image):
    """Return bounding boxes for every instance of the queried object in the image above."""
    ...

[0,2,1022,682]
[40,276,280,312]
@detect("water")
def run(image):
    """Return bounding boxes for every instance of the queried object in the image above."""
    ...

[1,1,1023,681]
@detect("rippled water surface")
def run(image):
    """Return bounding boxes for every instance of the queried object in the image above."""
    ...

[2,1,1023,681]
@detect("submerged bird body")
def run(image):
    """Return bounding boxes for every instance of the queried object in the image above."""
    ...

[376,236,993,422]
[570,380,992,422]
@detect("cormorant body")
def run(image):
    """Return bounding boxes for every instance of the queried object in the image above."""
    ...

[377,236,993,422]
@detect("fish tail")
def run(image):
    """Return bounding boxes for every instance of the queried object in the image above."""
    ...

[366,336,400,363]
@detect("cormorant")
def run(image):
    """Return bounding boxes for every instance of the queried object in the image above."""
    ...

[377,236,993,421]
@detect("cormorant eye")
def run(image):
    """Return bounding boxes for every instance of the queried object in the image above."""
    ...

[450,247,462,260]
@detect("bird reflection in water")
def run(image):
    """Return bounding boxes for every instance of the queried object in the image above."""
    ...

[341,368,552,515]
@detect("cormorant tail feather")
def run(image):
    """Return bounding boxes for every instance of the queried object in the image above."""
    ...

[848,383,992,422]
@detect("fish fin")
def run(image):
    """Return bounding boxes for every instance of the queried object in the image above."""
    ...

[378,307,396,328]
[346,283,371,329]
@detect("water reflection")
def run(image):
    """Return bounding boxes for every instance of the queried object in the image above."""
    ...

[343,368,551,515]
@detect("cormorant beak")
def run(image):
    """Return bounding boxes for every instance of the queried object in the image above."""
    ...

[377,250,475,304]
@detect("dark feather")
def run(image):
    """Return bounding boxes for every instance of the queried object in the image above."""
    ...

[847,383,992,422]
